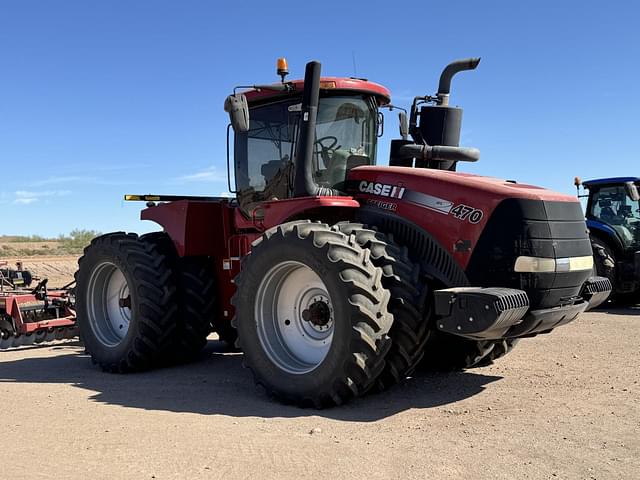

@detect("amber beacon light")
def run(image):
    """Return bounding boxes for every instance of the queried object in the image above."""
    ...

[277,57,289,82]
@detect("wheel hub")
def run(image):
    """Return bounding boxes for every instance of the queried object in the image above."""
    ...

[255,261,335,374]
[302,297,333,330]
[86,262,132,347]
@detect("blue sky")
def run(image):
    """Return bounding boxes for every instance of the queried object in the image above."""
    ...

[1,0,638,236]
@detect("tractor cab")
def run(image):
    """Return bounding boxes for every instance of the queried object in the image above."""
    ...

[227,69,390,215]
[583,177,640,251]
[577,176,640,300]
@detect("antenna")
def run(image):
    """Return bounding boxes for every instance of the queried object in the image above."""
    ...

[352,51,358,77]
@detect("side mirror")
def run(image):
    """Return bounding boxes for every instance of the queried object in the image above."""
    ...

[624,181,640,201]
[224,93,250,133]
[399,111,408,140]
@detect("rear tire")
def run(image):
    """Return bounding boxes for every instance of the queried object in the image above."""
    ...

[335,222,430,391]
[75,232,178,372]
[140,232,216,361]
[232,221,393,407]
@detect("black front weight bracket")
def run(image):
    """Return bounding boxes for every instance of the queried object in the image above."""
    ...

[434,287,530,340]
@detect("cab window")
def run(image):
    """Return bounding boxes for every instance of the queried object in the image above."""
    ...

[234,99,299,212]
[590,185,640,248]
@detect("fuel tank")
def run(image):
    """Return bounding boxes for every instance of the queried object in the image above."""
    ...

[347,166,592,309]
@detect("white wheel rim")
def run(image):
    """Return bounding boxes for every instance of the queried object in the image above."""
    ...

[86,262,132,347]
[255,261,334,374]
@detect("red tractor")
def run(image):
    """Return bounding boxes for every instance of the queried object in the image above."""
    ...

[75,58,611,407]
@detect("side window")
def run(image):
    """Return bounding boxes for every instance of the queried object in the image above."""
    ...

[590,185,640,248]
[591,186,626,223]
[234,100,299,212]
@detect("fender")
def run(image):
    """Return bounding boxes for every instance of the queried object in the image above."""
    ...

[141,196,361,256]
[141,200,234,257]
[234,196,361,231]
[355,206,469,287]
[586,219,625,253]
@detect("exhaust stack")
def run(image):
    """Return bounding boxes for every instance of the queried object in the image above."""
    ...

[437,57,481,106]
[293,60,341,197]
[410,57,481,171]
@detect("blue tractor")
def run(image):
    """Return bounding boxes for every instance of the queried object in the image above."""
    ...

[576,177,640,303]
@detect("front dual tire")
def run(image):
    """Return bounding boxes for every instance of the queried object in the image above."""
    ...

[232,221,393,407]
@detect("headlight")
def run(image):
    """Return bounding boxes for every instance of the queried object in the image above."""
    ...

[514,255,593,273]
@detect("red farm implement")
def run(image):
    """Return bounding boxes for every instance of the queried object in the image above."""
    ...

[0,263,77,349]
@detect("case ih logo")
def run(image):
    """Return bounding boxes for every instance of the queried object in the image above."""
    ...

[358,181,406,199]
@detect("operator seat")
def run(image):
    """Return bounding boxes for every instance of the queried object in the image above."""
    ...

[598,199,617,224]
[319,151,370,190]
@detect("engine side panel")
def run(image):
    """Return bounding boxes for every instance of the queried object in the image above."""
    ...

[347,166,576,270]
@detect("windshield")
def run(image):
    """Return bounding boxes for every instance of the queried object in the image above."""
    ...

[589,184,640,249]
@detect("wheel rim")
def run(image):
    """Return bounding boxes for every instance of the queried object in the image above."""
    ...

[255,261,334,374]
[86,262,132,347]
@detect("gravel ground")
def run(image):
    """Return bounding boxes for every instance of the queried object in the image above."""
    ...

[1,307,638,480]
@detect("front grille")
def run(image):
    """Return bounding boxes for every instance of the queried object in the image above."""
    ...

[466,199,592,309]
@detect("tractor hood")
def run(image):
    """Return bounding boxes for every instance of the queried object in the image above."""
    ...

[347,166,576,207]
[346,166,591,310]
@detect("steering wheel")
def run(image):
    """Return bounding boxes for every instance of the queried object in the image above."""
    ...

[315,135,339,151]
[314,136,342,170]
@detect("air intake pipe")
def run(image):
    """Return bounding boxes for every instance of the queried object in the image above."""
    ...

[397,143,480,163]
[293,61,341,197]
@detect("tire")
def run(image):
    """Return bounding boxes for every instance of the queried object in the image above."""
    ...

[232,221,393,408]
[140,232,216,361]
[335,222,430,391]
[420,331,519,371]
[75,232,178,372]
[470,338,520,368]
[591,236,616,301]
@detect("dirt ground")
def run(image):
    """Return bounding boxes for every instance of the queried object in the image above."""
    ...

[1,306,638,480]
